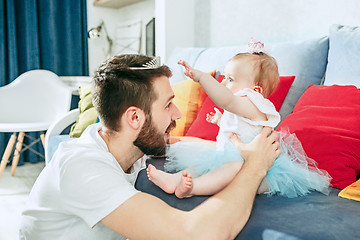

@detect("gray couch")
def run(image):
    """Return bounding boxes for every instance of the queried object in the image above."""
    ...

[136,158,359,240]
[45,24,360,239]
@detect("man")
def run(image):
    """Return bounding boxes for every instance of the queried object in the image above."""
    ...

[20,54,280,239]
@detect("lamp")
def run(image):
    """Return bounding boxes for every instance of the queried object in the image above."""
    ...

[88,20,113,58]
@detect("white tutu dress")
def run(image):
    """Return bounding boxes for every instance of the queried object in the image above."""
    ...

[165,89,331,198]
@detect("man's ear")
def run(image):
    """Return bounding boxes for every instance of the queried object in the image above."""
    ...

[124,106,145,130]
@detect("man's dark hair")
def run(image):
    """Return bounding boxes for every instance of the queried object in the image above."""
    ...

[93,54,172,131]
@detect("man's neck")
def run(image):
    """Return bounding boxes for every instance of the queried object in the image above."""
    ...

[98,127,143,173]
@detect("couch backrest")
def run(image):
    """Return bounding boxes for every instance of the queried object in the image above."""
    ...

[166,36,329,121]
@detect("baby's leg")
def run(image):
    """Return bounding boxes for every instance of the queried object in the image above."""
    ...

[191,161,243,196]
[147,164,194,198]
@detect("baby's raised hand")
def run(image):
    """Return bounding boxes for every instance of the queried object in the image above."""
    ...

[177,60,204,82]
[206,107,222,125]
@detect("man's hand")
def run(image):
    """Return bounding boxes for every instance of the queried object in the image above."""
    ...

[229,127,280,173]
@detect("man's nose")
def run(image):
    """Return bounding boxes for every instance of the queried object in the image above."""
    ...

[172,104,182,120]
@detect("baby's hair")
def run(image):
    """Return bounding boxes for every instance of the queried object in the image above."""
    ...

[230,52,280,98]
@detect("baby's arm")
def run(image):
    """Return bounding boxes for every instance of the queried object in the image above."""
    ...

[178,60,232,106]
[178,60,262,120]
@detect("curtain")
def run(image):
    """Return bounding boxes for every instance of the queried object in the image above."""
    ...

[0,0,88,165]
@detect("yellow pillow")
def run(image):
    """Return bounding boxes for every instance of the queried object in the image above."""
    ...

[69,84,98,138]
[338,179,360,202]
[170,71,215,136]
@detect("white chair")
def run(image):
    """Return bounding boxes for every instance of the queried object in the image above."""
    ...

[0,70,72,178]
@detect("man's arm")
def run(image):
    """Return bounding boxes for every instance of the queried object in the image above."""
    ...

[102,127,280,239]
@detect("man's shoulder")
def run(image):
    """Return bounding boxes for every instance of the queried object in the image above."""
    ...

[53,139,114,171]
[59,123,106,155]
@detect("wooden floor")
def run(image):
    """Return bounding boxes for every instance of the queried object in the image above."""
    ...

[0,161,44,240]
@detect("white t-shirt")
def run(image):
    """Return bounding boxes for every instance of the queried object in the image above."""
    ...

[20,123,146,240]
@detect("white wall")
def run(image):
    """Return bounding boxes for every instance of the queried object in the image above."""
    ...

[114,0,155,54]
[87,0,155,75]
[87,0,360,74]
[194,0,360,47]
[155,0,194,62]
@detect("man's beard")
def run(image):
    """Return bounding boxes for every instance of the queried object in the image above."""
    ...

[133,114,176,156]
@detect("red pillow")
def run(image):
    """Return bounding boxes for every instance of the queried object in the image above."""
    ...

[268,76,295,111]
[277,84,360,189]
[186,75,295,140]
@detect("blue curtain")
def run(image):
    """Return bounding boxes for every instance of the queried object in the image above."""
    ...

[0,0,88,165]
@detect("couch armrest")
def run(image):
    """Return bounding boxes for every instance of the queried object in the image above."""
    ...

[44,108,79,163]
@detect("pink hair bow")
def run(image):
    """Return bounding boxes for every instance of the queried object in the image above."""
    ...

[247,38,264,54]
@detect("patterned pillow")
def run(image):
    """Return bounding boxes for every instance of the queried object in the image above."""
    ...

[69,84,97,138]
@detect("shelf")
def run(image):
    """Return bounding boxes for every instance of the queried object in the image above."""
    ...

[93,0,147,9]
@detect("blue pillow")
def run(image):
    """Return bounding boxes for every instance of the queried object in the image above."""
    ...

[47,135,73,163]
[324,24,360,87]
[269,37,329,121]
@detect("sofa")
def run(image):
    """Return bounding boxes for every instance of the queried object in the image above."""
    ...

[45,24,360,240]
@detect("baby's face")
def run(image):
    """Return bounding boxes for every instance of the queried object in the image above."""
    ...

[222,58,256,93]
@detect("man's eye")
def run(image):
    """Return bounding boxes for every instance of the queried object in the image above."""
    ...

[166,102,172,109]
[228,78,233,82]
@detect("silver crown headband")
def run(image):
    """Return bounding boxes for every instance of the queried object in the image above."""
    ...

[129,56,162,70]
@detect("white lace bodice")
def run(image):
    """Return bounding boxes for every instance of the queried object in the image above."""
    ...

[216,88,280,150]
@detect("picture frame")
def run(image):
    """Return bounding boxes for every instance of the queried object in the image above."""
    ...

[146,18,155,56]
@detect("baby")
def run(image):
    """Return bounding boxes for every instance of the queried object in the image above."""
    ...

[147,39,331,198]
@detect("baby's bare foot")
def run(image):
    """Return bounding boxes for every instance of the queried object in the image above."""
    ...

[147,164,180,194]
[175,170,193,199]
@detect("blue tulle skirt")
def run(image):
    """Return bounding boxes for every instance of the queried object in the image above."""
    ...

[164,131,331,198]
